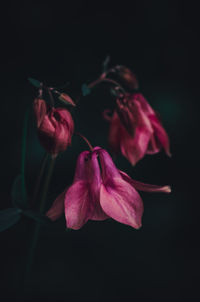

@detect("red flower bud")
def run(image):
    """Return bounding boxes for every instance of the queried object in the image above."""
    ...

[115,66,139,90]
[33,98,74,157]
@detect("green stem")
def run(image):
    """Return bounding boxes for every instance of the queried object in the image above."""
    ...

[23,157,56,291]
[31,153,49,206]
[21,109,29,206]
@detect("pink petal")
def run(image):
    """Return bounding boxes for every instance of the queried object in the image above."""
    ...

[65,181,94,230]
[98,148,143,228]
[46,189,66,221]
[100,178,143,229]
[131,93,155,115]
[119,170,171,193]
[149,114,171,156]
[65,151,107,229]
[119,100,153,165]
[33,98,47,128]
[146,133,162,154]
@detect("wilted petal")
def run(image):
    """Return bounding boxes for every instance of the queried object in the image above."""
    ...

[146,133,161,154]
[119,100,153,165]
[98,149,143,229]
[149,114,171,156]
[132,93,155,115]
[119,170,171,193]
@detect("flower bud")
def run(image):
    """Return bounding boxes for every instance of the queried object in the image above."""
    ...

[33,98,74,157]
[115,65,139,90]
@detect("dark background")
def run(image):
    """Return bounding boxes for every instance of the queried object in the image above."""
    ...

[1,0,200,301]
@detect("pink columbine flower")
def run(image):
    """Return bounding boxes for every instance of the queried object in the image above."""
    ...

[33,98,74,157]
[46,147,171,230]
[107,93,171,165]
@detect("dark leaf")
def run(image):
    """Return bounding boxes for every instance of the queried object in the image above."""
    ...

[28,78,41,88]
[22,210,52,226]
[81,84,91,96]
[0,208,22,232]
[11,174,27,209]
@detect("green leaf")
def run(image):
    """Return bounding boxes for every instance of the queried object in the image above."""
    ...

[22,210,52,226]
[81,84,91,96]
[28,78,41,88]
[0,208,22,232]
[11,174,27,209]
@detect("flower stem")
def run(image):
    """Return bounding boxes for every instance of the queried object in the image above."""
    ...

[76,132,93,152]
[47,88,55,107]
[88,76,126,94]
[21,108,29,206]
[31,153,49,206]
[23,157,55,292]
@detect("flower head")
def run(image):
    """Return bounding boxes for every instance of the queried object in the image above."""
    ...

[33,98,74,157]
[46,147,171,230]
[108,93,171,165]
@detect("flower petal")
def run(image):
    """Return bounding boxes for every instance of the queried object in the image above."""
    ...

[46,189,66,221]
[98,148,143,228]
[149,114,171,156]
[65,150,107,229]
[119,170,171,193]
[100,178,143,229]
[119,100,153,165]
[33,98,47,128]
[65,180,94,230]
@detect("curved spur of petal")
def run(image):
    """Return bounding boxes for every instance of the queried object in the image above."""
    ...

[149,115,171,157]
[119,170,171,193]
[100,178,143,229]
[98,148,121,180]
[46,189,66,221]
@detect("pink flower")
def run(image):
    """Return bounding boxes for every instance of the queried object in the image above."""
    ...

[33,98,74,157]
[46,147,171,230]
[107,93,171,165]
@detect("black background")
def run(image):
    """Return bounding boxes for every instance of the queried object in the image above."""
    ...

[1,1,200,301]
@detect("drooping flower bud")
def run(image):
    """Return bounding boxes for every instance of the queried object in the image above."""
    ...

[33,98,74,157]
[114,65,139,90]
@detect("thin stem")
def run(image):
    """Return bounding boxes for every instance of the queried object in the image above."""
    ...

[39,158,55,213]
[88,76,126,94]
[31,153,49,206]
[75,132,93,151]
[47,88,55,107]
[23,157,55,291]
[21,109,29,206]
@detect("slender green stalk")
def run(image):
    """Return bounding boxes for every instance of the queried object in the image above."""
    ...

[31,153,48,206]
[21,109,29,206]
[23,157,56,291]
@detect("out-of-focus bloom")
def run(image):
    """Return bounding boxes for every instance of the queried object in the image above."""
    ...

[46,147,171,230]
[114,65,139,90]
[107,93,171,165]
[33,98,74,157]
